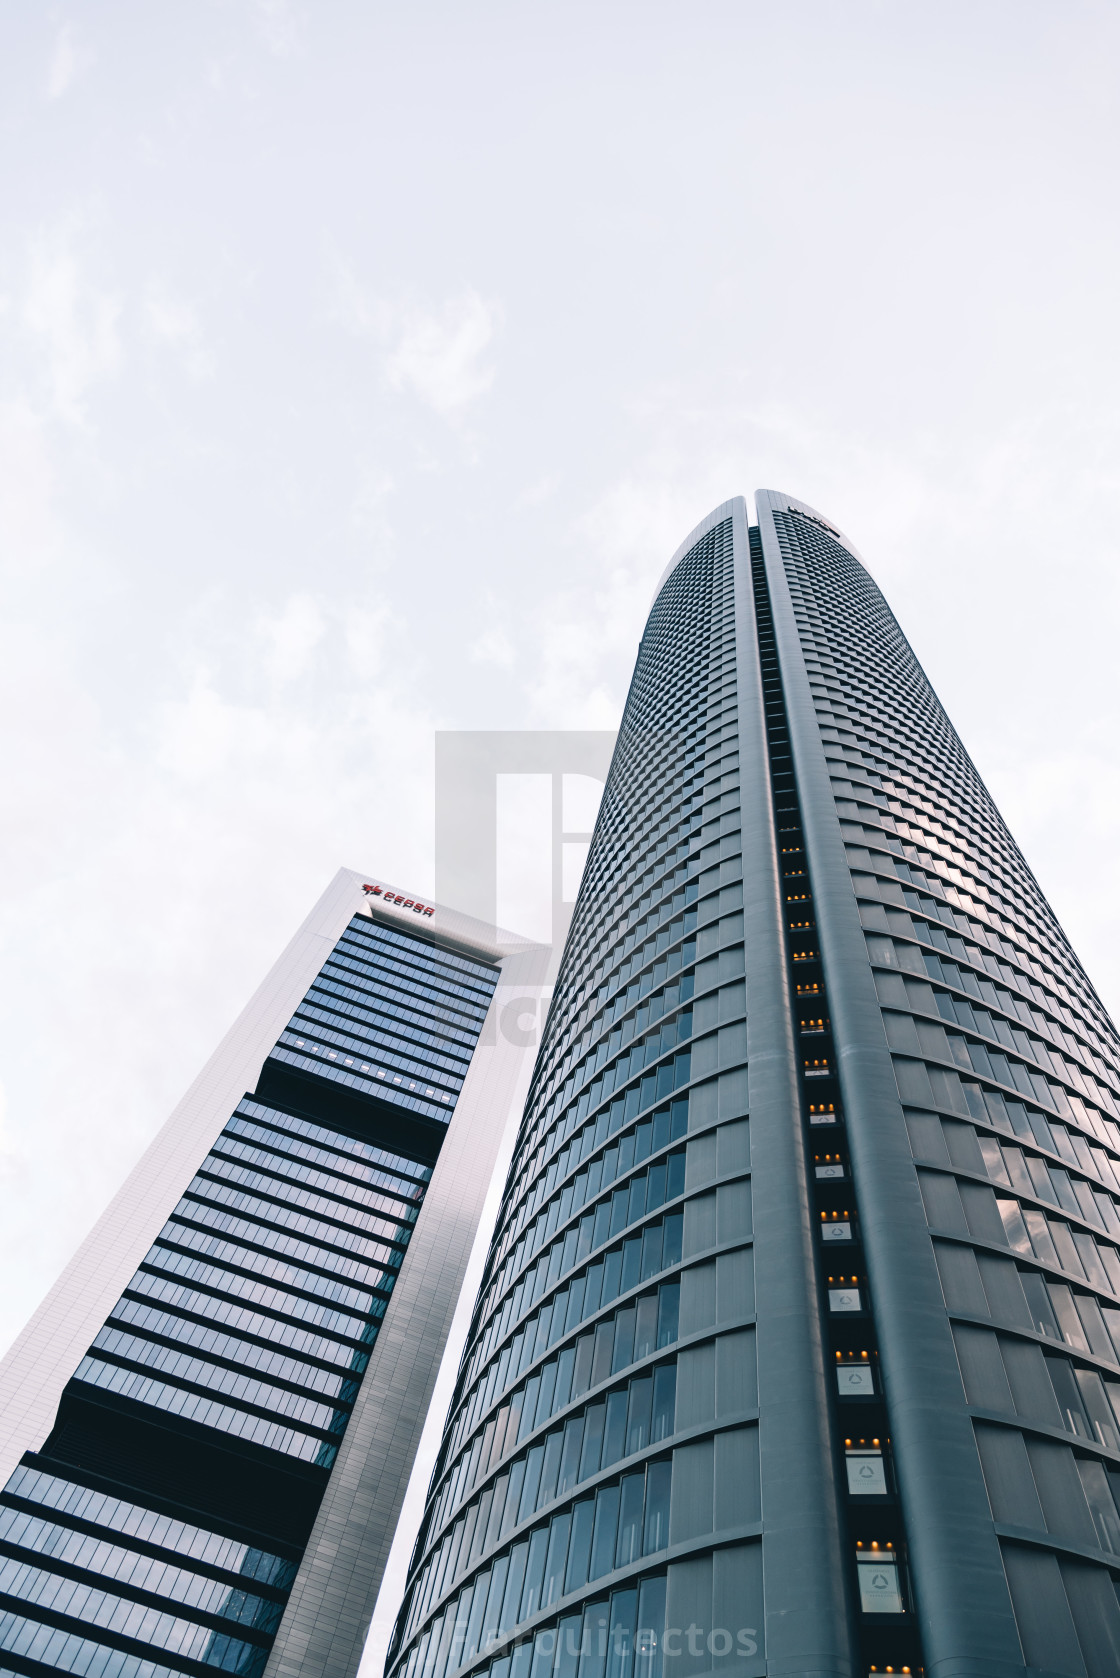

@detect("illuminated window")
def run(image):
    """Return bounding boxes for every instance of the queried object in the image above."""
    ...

[855,1543,903,1613]
[845,1441,887,1495]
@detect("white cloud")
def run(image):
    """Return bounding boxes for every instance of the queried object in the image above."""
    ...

[144,289,215,382]
[46,24,93,101]
[23,222,120,425]
[469,624,515,668]
[253,0,302,57]
[333,270,500,416]
[256,593,327,684]
[384,293,499,414]
[0,403,56,576]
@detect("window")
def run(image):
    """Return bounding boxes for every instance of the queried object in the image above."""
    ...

[844,1445,887,1496]
[855,1545,903,1613]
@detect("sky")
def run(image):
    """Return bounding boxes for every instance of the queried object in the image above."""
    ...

[2,0,1120,1658]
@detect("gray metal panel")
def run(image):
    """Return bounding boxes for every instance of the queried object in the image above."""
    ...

[263,946,547,1678]
[755,488,1025,1677]
[731,495,855,1678]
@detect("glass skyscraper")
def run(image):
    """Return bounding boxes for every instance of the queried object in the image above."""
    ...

[386,495,1120,1678]
[0,871,547,1678]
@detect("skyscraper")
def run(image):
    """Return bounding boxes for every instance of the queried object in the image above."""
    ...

[385,495,1120,1678]
[0,869,546,1678]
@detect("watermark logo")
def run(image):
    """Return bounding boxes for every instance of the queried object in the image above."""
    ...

[435,732,617,1049]
[435,730,616,961]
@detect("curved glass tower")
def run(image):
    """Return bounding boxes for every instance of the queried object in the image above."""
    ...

[386,495,1120,1678]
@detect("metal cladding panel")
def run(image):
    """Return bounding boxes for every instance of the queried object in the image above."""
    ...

[733,497,855,1677]
[755,491,1024,1675]
[754,487,1120,1677]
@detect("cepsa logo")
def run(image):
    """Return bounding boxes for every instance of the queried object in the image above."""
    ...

[362,883,435,918]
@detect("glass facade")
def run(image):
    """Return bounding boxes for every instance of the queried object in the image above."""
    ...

[386,515,761,1678]
[0,912,499,1678]
[389,495,1120,1678]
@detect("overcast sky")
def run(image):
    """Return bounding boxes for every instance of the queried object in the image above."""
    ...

[3,0,1120,1625]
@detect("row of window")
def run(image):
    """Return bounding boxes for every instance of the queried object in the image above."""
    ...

[916,950,1119,1123]
[272,1038,456,1121]
[420,1574,670,1678]
[2,1468,294,1588]
[196,1159,415,1248]
[147,1227,390,1325]
[527,577,735,1194]
[878,973,1119,1165]
[228,1102,431,1193]
[874,957,1117,1148]
[920,1160,1120,1301]
[124,1272,375,1367]
[874,776,1116,1064]
[561,796,700,1005]
[846,775,1071,1000]
[527,936,697,1163]
[937,1238,1120,1377]
[880,941,1117,1126]
[67,1099,428,1471]
[542,844,698,1079]
[529,783,725,1110]
[335,918,498,1005]
[814,666,1118,1061]
[805,604,1003,857]
[317,947,487,1046]
[173,1185,404,1278]
[73,1350,342,1466]
[104,1299,364,1389]
[813,637,1103,1017]
[206,1137,420,1226]
[310,968,484,1053]
[325,936,491,1022]
[286,1003,467,1088]
[976,1423,1120,1557]
[908,1086,1120,1224]
[537,747,729,1119]
[0,1556,265,1675]
[407,1364,678,1640]
[484,1128,688,1340]
[435,1284,681,1542]
[401,1466,673,1678]
[463,1127,691,1402]
[879,919,1114,1100]
[875,896,1120,1125]
[0,1504,282,1629]
[502,1054,692,1281]
[983,1129,1119,1236]
[954,1321,1120,1456]
[568,972,697,1106]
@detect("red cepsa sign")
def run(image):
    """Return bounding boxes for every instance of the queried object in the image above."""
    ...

[362,883,435,918]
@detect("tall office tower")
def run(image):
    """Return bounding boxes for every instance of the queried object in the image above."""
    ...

[0,869,545,1678]
[385,495,1120,1678]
